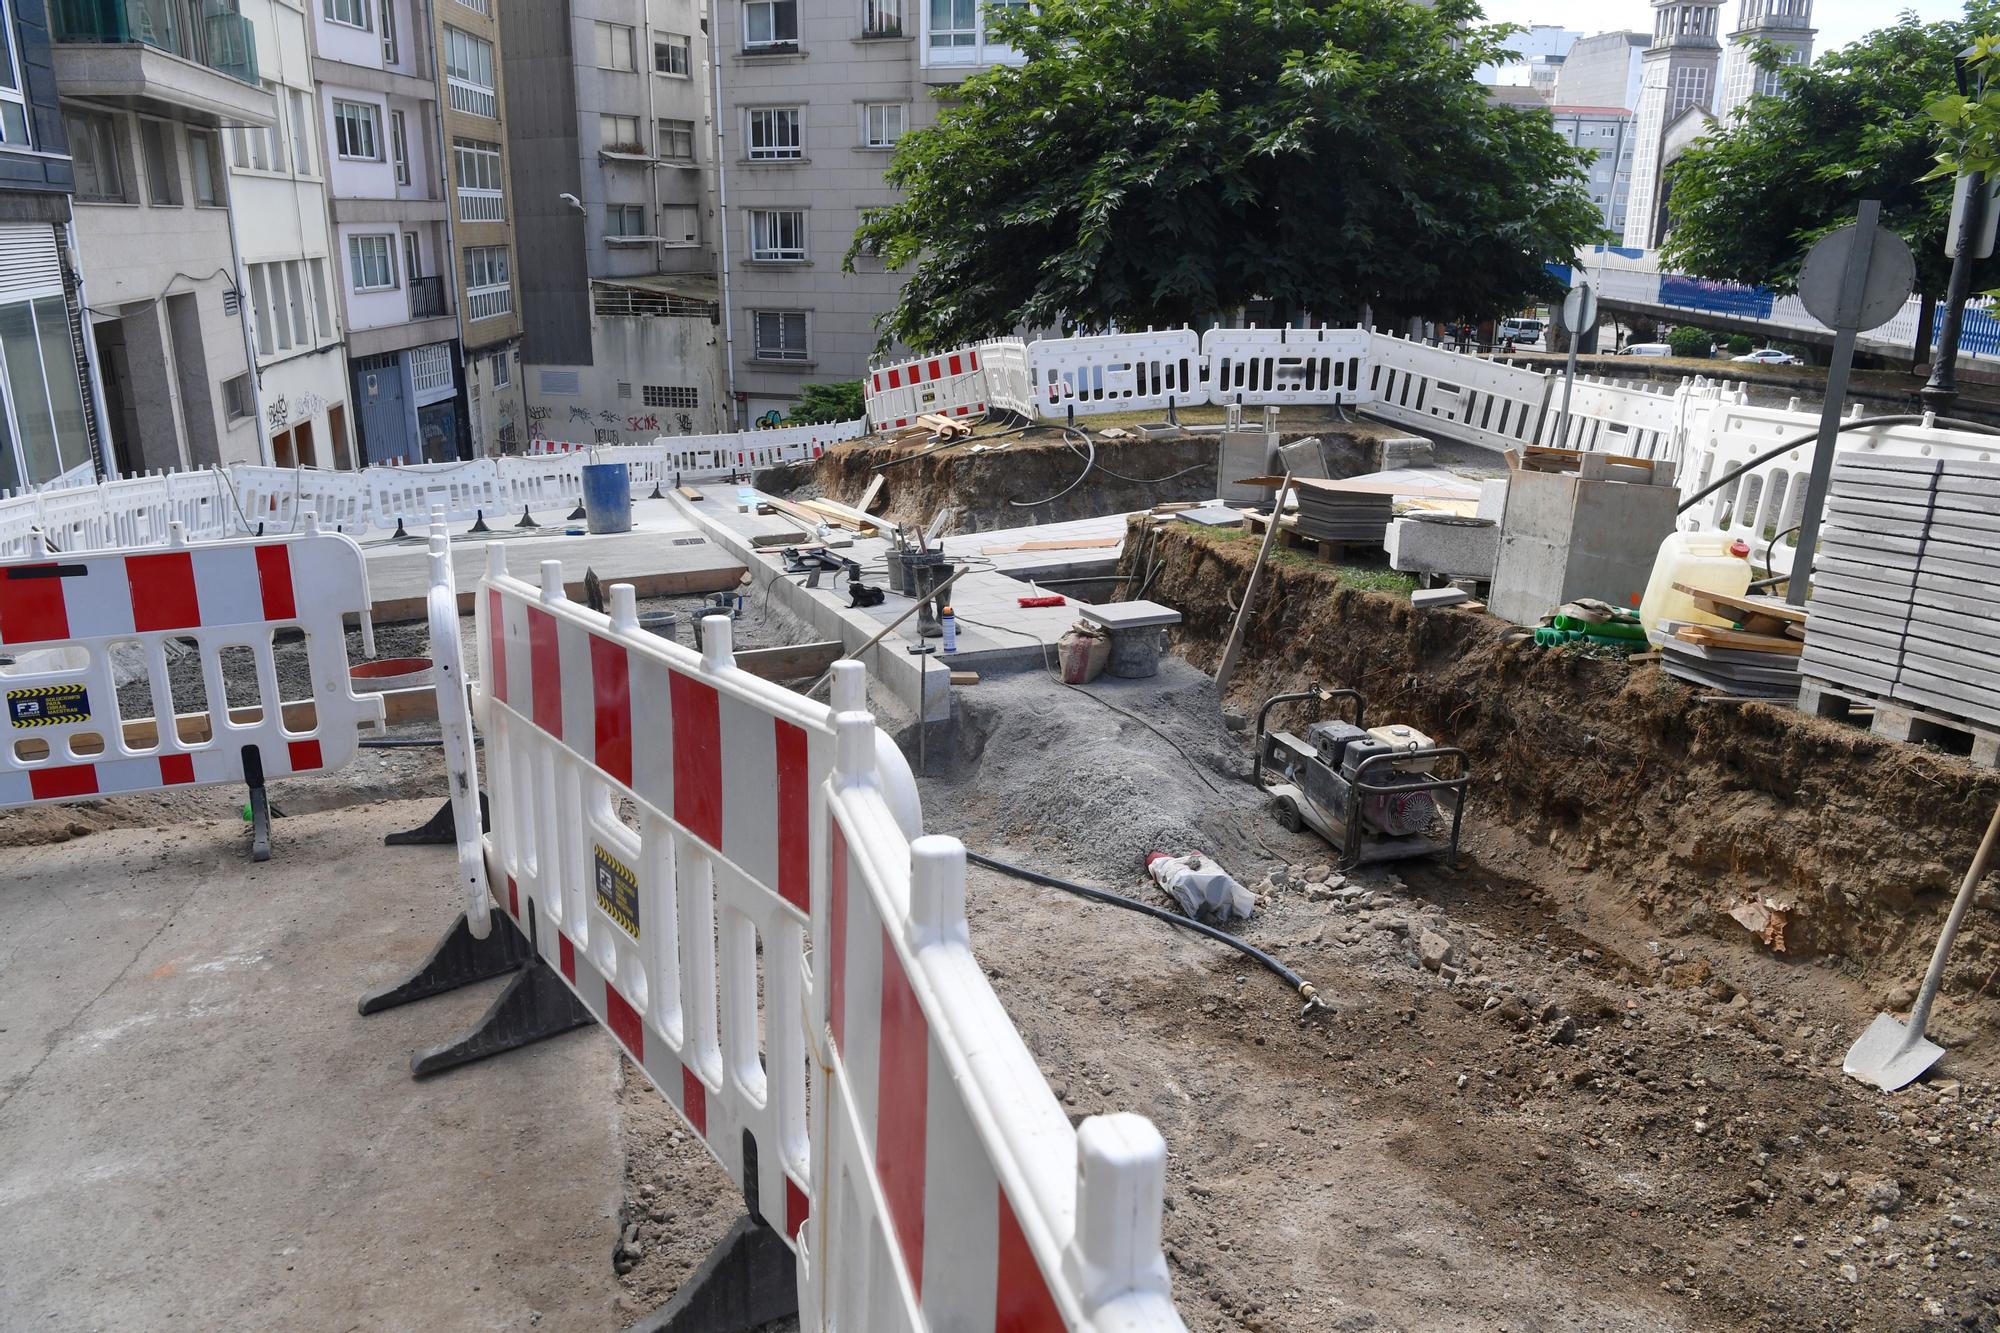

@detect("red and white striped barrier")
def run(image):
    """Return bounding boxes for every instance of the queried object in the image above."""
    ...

[800,721,1185,1331]
[869,351,989,431]
[0,520,383,808]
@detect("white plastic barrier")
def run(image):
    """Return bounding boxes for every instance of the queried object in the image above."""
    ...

[975,338,1034,419]
[474,549,843,1246]
[426,516,490,935]
[1202,326,1373,407]
[1028,331,1202,417]
[800,729,1185,1332]
[869,351,990,430]
[166,471,236,542]
[0,521,384,806]
[1536,374,1685,459]
[1365,333,1553,452]
[231,466,373,535]
[367,459,504,529]
[496,453,586,518]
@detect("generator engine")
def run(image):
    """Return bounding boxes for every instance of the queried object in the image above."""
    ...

[1255,685,1469,866]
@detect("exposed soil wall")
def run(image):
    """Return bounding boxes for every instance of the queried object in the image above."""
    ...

[1135,519,2000,984]
[761,425,1383,533]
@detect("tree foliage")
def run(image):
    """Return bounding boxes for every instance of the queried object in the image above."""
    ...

[848,0,1604,351]
[1662,9,2000,296]
[1667,325,1713,358]
[784,381,866,424]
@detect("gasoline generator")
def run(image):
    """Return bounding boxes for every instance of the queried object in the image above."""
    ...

[1254,685,1469,866]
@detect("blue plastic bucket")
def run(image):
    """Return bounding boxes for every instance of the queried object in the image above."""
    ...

[582,462,632,534]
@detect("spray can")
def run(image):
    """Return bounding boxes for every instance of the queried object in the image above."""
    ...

[940,605,957,653]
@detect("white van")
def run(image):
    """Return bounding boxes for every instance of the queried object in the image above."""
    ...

[1623,342,1675,357]
[1498,317,1545,345]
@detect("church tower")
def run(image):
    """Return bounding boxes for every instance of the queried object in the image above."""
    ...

[1621,0,1725,249]
[1716,0,1816,124]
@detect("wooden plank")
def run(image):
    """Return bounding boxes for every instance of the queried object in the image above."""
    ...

[1676,625,1804,655]
[980,536,1124,555]
[949,671,980,685]
[800,499,878,535]
[1524,445,1659,472]
[677,486,705,500]
[1671,583,1808,624]
[856,474,885,514]
[735,640,844,682]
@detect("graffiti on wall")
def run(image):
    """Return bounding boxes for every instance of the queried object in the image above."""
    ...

[531,399,711,442]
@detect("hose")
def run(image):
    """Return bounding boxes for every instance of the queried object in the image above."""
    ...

[964,849,1329,1018]
[359,735,480,749]
[1009,428,1096,508]
[1677,413,2000,514]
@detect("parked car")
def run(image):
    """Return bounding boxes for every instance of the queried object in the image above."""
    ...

[1622,342,1675,357]
[1498,317,1545,345]
[1732,348,1801,365]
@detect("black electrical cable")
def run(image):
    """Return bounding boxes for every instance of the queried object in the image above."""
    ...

[965,849,1327,1017]
[359,735,481,749]
[1009,428,1097,508]
[1761,523,1802,580]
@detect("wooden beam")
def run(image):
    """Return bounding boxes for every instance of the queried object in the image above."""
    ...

[734,640,845,682]
[857,474,885,514]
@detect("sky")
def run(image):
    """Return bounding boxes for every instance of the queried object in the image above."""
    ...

[1477,0,1968,55]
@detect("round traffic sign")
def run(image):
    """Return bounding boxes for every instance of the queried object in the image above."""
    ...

[1559,282,1598,335]
[1798,223,1916,331]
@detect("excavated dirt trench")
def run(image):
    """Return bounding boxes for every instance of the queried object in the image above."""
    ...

[1130,519,2000,1003]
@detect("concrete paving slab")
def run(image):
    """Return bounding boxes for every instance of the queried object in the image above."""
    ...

[0,802,623,1331]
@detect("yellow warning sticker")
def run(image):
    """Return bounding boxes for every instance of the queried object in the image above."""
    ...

[595,844,640,940]
[8,683,89,729]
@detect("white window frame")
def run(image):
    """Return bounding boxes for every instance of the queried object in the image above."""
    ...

[389,109,409,184]
[454,137,503,219]
[489,349,510,387]
[746,106,801,161]
[747,209,805,262]
[324,0,372,30]
[66,109,127,202]
[656,118,696,162]
[744,0,798,48]
[751,310,809,361]
[606,203,647,237]
[462,244,512,320]
[594,20,636,70]
[863,0,902,36]
[333,99,381,161]
[288,89,315,176]
[187,128,224,206]
[0,0,32,148]
[380,0,398,62]
[444,27,498,118]
[348,233,398,292]
[600,113,641,150]
[654,33,692,76]
[862,102,905,149]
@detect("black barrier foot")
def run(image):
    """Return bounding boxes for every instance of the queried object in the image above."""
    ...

[567,503,587,522]
[383,791,489,846]
[358,907,533,1015]
[470,509,490,533]
[516,505,538,528]
[392,517,414,541]
[242,745,271,863]
[648,482,664,500]
[623,1215,800,1333]
[408,955,596,1078]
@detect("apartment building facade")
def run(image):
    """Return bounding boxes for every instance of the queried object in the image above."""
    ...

[502,0,726,445]
[0,0,105,489]
[56,0,272,473]
[432,0,522,454]
[1551,104,1634,239]
[232,0,351,468]
[714,0,1025,423]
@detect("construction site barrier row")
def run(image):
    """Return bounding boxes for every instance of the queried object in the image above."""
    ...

[0,417,869,560]
[456,533,1187,1329]
[0,519,384,812]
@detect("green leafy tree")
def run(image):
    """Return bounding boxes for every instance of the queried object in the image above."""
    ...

[784,381,867,425]
[1661,10,2000,362]
[848,0,1603,351]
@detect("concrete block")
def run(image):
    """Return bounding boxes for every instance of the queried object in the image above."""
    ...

[1488,468,1678,624]
[1411,586,1470,609]
[1476,477,1508,522]
[1218,431,1277,506]
[1386,517,1499,579]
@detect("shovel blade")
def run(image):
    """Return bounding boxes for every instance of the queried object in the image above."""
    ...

[1842,1012,1944,1092]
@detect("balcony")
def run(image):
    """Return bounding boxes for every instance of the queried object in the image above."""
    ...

[409,275,447,320]
[457,187,502,222]
[53,0,274,126]
[465,282,510,322]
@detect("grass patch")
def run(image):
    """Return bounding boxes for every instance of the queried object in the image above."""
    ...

[1201,527,1418,597]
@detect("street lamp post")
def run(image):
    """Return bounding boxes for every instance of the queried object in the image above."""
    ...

[1920,45,1985,416]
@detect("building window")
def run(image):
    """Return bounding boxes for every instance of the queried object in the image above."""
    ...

[249,259,314,357]
[389,110,409,184]
[349,233,397,291]
[657,118,696,162]
[490,349,510,387]
[65,110,127,202]
[187,129,224,205]
[454,137,503,219]
[445,27,498,118]
[333,99,381,160]
[380,0,398,62]
[223,373,254,422]
[231,91,287,173]
[462,245,512,320]
[310,257,333,338]
[660,204,697,246]
[862,102,905,148]
[1669,65,1710,115]
[748,209,805,261]
[929,0,974,49]
[594,20,636,70]
[288,89,315,175]
[752,310,808,361]
[654,33,692,75]
[452,0,490,13]
[643,385,698,409]
[0,0,31,145]
[325,0,372,29]
[606,203,647,237]
[863,0,902,35]
[139,119,181,206]
[746,107,801,160]
[600,113,641,151]
[744,0,797,47]
[0,296,92,488]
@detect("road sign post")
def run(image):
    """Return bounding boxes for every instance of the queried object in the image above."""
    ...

[1552,277,1598,449]
[1787,199,1917,606]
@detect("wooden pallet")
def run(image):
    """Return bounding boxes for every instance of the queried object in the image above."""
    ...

[1798,677,2000,768]
[1243,510,1384,562]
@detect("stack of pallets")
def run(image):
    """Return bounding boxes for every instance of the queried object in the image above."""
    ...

[1658,586,1804,699]
[1800,453,2000,752]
